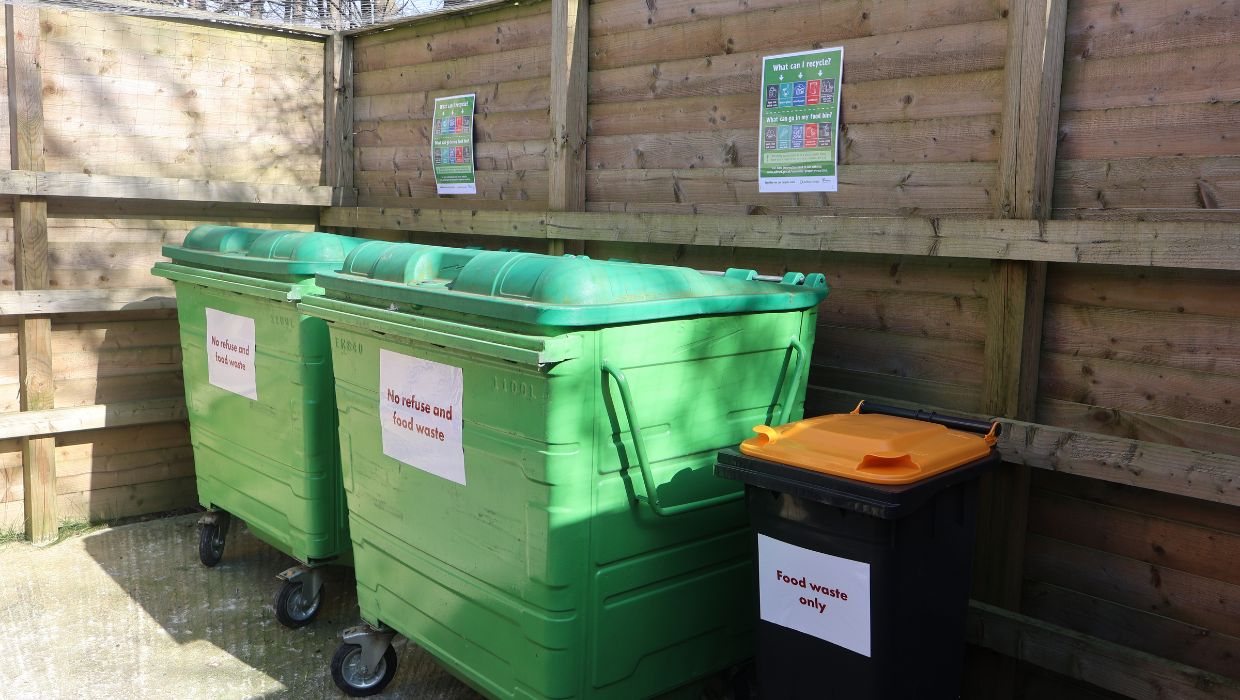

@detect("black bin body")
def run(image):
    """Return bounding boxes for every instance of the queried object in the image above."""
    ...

[715,447,999,700]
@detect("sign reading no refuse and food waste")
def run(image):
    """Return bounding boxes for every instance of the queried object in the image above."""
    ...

[379,349,466,485]
[758,533,871,657]
[758,47,844,193]
[205,308,257,400]
[431,93,477,195]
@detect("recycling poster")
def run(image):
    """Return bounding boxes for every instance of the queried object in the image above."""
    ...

[758,47,844,193]
[431,93,476,195]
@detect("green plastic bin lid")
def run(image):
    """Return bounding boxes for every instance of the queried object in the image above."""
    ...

[315,241,828,327]
[161,225,366,278]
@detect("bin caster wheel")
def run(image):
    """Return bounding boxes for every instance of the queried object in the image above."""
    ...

[274,579,323,628]
[331,642,397,697]
[198,522,227,567]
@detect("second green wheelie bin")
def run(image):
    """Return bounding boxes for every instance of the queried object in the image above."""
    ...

[153,225,366,628]
[297,242,829,698]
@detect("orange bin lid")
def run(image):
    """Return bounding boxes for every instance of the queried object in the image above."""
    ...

[739,412,996,485]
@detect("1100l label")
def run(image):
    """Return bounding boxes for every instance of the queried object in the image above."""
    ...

[493,377,538,399]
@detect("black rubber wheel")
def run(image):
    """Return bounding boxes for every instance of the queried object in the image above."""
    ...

[274,579,323,629]
[198,522,226,567]
[330,642,398,697]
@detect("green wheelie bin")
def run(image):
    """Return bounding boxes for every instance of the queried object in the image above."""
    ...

[297,242,829,698]
[153,225,365,628]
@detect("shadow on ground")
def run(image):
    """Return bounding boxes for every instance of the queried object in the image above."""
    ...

[4,513,747,699]
[2,512,478,699]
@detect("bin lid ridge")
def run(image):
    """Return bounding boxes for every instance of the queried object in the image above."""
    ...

[739,413,994,485]
[162,225,366,278]
[318,241,829,327]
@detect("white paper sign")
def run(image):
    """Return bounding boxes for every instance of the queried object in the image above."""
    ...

[379,349,465,485]
[758,533,872,657]
[205,308,257,400]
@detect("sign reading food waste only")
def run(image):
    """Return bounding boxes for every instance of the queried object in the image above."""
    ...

[205,308,257,400]
[758,533,871,656]
[379,349,465,484]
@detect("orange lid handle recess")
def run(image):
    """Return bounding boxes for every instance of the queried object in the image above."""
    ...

[739,411,997,485]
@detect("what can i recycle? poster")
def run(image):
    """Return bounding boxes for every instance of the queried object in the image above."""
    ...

[758,47,844,193]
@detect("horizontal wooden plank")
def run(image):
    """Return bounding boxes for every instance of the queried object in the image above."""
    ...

[588,0,1001,70]
[320,208,1240,270]
[549,212,1240,270]
[1040,352,1240,428]
[356,169,548,204]
[0,170,331,206]
[1038,398,1240,457]
[354,45,551,97]
[998,418,1240,506]
[1033,469,1240,539]
[807,367,982,413]
[0,398,186,440]
[1054,207,1240,222]
[1047,263,1240,317]
[1028,488,1240,585]
[818,288,988,342]
[358,141,549,172]
[54,372,185,411]
[1025,534,1240,639]
[1064,0,1240,63]
[587,71,1002,140]
[354,77,551,121]
[589,0,1003,39]
[966,601,1240,700]
[1042,302,1240,375]
[1062,44,1240,112]
[1055,157,1240,211]
[587,20,1008,104]
[320,207,547,237]
[354,109,547,147]
[580,244,992,296]
[814,325,985,386]
[0,288,175,316]
[1023,580,1240,680]
[1059,103,1240,161]
[584,166,996,213]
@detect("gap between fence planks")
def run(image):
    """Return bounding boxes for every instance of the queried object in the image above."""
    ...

[0,170,332,207]
[319,207,1240,271]
[0,399,187,441]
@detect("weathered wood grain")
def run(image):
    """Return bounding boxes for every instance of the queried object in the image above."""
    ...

[0,398,187,441]
[1022,580,1240,680]
[999,418,1240,505]
[966,600,1240,700]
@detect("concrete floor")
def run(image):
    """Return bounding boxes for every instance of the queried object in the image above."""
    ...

[1,513,482,699]
[3,514,742,699]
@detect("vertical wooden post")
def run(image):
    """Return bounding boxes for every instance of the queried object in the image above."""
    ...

[7,5,56,545]
[323,32,355,209]
[547,0,587,255]
[974,0,1067,692]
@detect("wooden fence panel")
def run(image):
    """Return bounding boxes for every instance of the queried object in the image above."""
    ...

[351,0,552,210]
[1054,0,1240,219]
[585,0,1009,217]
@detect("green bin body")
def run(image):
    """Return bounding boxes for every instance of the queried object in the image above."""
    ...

[153,225,365,565]
[300,244,829,699]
